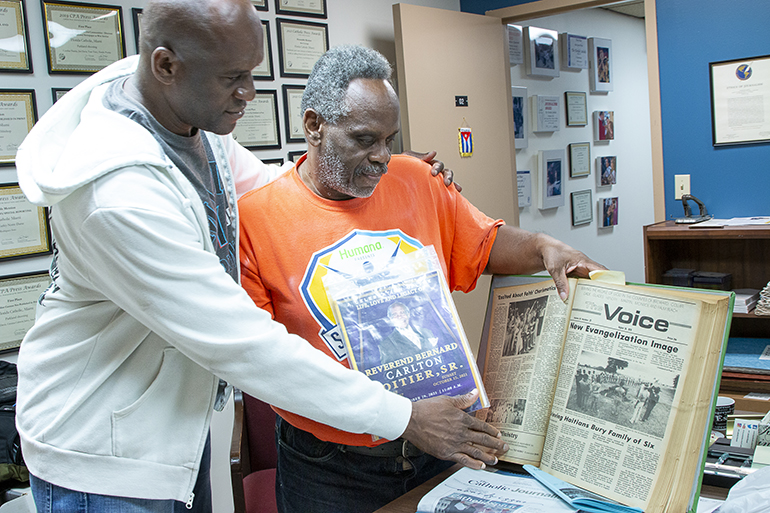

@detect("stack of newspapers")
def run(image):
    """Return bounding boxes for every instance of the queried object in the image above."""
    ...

[733,288,760,314]
[756,282,770,316]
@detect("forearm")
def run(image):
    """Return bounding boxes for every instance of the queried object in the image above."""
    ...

[484,225,551,275]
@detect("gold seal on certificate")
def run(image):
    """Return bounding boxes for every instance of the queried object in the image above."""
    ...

[232,90,281,150]
[0,272,52,351]
[0,0,32,72]
[0,89,37,166]
[42,1,126,74]
[0,184,52,260]
[277,18,328,78]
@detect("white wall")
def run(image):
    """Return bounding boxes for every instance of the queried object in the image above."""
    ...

[511,8,655,283]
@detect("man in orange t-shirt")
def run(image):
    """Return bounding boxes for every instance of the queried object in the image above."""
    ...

[238,45,604,513]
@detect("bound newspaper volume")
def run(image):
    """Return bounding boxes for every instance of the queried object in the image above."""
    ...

[476,273,733,513]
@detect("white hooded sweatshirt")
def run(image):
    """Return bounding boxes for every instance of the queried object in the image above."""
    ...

[14,56,410,504]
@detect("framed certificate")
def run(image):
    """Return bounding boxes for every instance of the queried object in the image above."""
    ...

[0,0,33,72]
[0,183,52,260]
[516,169,531,208]
[710,55,770,146]
[276,18,328,78]
[231,90,281,150]
[288,150,305,163]
[131,8,142,53]
[531,95,559,132]
[570,189,592,226]
[51,87,70,103]
[506,24,523,65]
[561,33,588,70]
[597,156,617,187]
[251,0,268,11]
[589,37,613,93]
[42,1,126,74]
[0,271,52,352]
[0,89,37,166]
[511,86,527,150]
[282,84,305,143]
[252,20,274,80]
[524,26,559,78]
[538,149,565,210]
[275,0,327,19]
[565,91,587,126]
[568,142,590,178]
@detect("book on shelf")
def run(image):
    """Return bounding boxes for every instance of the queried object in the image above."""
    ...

[474,272,733,513]
[732,288,759,314]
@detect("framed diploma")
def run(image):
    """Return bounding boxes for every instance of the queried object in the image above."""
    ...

[0,0,33,72]
[511,86,527,150]
[599,197,619,228]
[282,84,305,143]
[0,89,37,166]
[0,271,51,352]
[251,0,268,11]
[524,26,559,78]
[41,1,126,74]
[252,20,274,80]
[589,37,613,93]
[276,18,328,78]
[131,7,141,53]
[275,0,327,19]
[0,183,52,260]
[709,55,770,146]
[538,149,565,210]
[568,142,590,178]
[231,89,281,150]
[565,91,587,127]
[570,189,592,226]
[288,150,305,163]
[51,87,70,103]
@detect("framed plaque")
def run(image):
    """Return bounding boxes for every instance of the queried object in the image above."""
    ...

[565,91,587,127]
[252,20,274,80]
[531,95,559,132]
[287,150,305,163]
[251,0,268,11]
[131,7,142,53]
[599,197,619,228]
[0,271,51,352]
[276,18,328,78]
[275,0,327,19]
[506,24,523,65]
[560,33,588,70]
[282,84,305,143]
[568,142,590,178]
[42,1,126,74]
[516,169,531,208]
[538,149,565,210]
[51,87,70,103]
[710,55,770,146]
[570,189,592,226]
[0,183,52,260]
[511,86,527,150]
[597,156,617,187]
[0,89,37,166]
[524,26,559,78]
[232,90,280,150]
[0,0,33,72]
[589,37,613,93]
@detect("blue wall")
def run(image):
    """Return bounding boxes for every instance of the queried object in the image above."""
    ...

[461,0,770,219]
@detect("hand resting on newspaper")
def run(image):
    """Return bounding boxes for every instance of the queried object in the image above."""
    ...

[402,389,509,469]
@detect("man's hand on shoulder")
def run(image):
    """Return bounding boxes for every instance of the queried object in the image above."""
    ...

[401,150,462,192]
[402,389,507,469]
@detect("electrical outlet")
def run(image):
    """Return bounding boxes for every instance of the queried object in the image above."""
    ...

[675,174,690,200]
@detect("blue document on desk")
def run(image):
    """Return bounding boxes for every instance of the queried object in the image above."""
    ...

[723,338,770,374]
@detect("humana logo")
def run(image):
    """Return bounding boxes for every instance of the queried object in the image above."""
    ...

[338,241,383,260]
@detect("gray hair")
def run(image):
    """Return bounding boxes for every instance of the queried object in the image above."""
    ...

[301,45,393,124]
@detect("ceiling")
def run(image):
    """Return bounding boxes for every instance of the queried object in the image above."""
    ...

[602,0,645,19]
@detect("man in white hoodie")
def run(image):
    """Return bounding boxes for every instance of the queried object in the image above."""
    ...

[14,0,507,511]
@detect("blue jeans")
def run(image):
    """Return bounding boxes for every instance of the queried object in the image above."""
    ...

[275,416,453,513]
[30,436,212,513]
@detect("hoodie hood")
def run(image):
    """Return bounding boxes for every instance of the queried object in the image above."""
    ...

[16,56,168,206]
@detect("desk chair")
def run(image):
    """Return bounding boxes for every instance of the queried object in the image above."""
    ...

[230,388,278,513]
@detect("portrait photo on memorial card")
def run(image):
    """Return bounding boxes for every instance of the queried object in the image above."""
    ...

[0,183,52,260]
[596,156,617,187]
[568,142,590,178]
[252,20,274,80]
[275,0,326,18]
[276,18,328,78]
[593,110,614,142]
[231,90,281,150]
[131,7,141,53]
[251,0,268,11]
[538,149,565,210]
[565,91,587,127]
[282,84,305,143]
[570,189,592,227]
[507,24,523,65]
[560,33,588,71]
[42,1,126,74]
[511,86,527,149]
[0,271,52,352]
[524,26,559,78]
[0,89,37,166]
[0,0,33,72]
[589,37,613,93]
[599,197,619,228]
[288,150,305,163]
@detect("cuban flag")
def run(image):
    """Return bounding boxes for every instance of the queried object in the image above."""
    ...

[458,127,473,157]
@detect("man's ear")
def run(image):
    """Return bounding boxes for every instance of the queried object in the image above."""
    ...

[303,109,323,147]
[150,47,179,86]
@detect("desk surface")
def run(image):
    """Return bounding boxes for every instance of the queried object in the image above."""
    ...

[373,464,730,513]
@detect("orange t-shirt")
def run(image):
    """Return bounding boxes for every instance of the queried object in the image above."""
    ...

[238,154,503,446]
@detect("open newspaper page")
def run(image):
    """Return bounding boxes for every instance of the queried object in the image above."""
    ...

[326,246,488,410]
[538,280,702,510]
[476,279,574,465]
[416,467,581,513]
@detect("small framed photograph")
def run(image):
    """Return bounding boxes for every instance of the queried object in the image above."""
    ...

[597,156,617,187]
[282,84,305,143]
[516,170,531,208]
[51,87,70,103]
[287,150,305,163]
[709,55,770,146]
[565,91,587,126]
[0,89,37,166]
[276,18,328,78]
[275,0,327,19]
[524,26,559,78]
[593,110,614,141]
[41,1,126,74]
[0,0,33,72]
[252,20,274,80]
[251,0,268,11]
[599,197,619,228]
[571,189,593,226]
[0,183,52,260]
[0,271,52,352]
[568,142,591,178]
[511,86,527,149]
[131,8,142,53]
[589,37,613,93]
[507,24,524,65]
[560,33,588,70]
[538,149,565,210]
[531,95,559,132]
[231,90,281,150]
